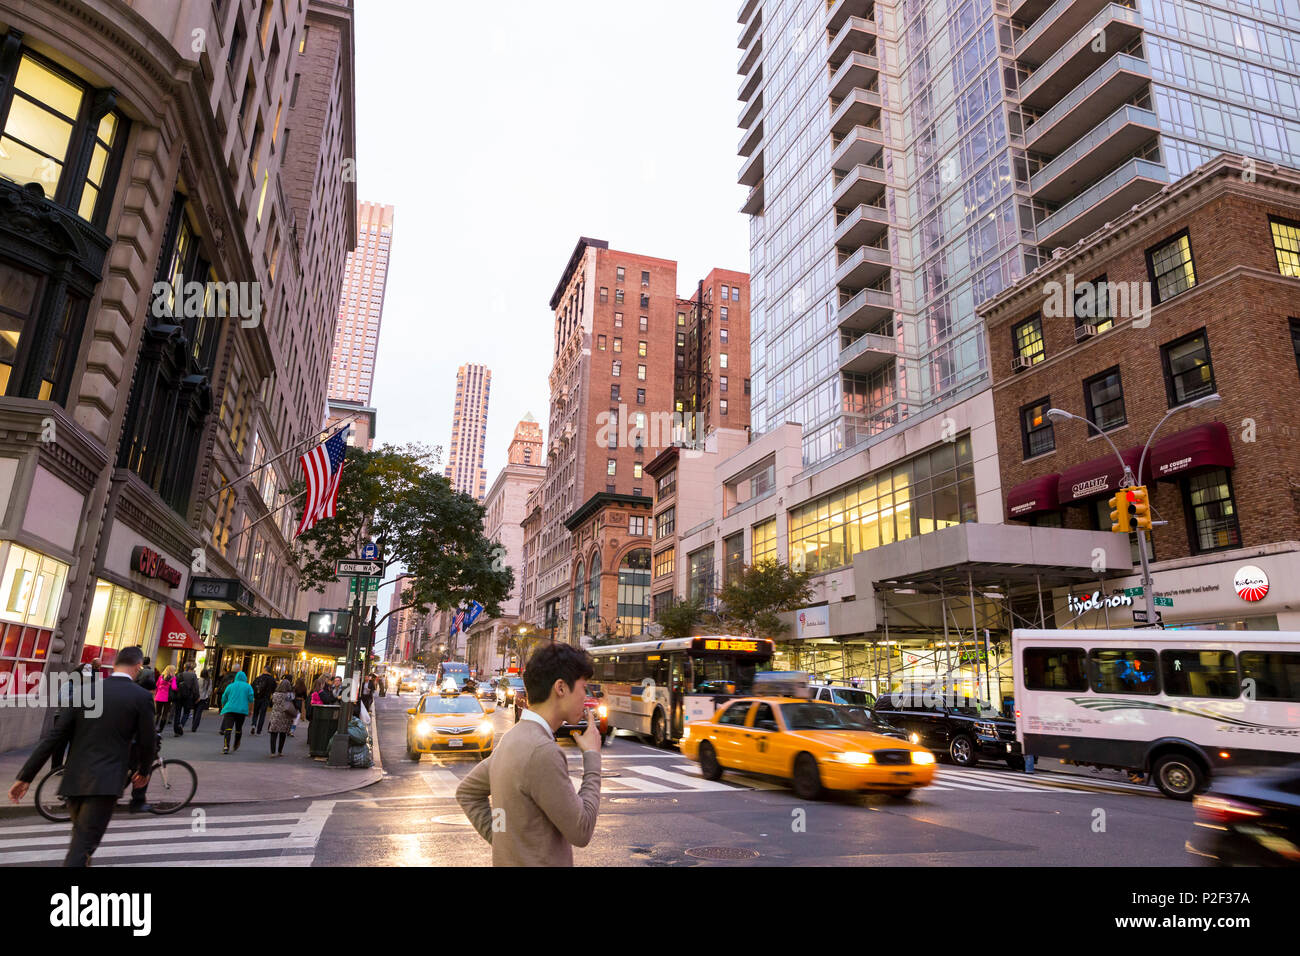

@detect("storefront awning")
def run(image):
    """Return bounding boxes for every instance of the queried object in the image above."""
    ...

[159,606,204,650]
[1148,421,1234,481]
[1057,446,1148,505]
[1006,474,1060,519]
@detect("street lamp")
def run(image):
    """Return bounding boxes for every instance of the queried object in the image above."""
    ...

[1047,393,1221,627]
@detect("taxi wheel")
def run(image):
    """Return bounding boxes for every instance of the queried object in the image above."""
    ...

[886,789,914,801]
[949,735,978,767]
[792,753,824,800]
[407,749,421,762]
[699,742,723,780]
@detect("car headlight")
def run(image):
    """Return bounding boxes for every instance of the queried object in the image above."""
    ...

[830,752,873,765]
[909,732,921,744]
[597,705,607,718]
[911,751,936,765]
[681,725,691,740]
[478,721,494,737]
[975,721,998,737]
[417,719,433,735]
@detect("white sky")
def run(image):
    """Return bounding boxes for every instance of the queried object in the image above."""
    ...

[356,0,750,482]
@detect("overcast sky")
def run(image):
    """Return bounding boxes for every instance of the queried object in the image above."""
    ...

[354,1,750,641]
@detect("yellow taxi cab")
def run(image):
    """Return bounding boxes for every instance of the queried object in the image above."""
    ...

[680,680,936,800]
[406,688,496,761]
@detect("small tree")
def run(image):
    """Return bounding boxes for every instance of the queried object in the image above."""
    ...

[655,595,727,638]
[716,559,814,639]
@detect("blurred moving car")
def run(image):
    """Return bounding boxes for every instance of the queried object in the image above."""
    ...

[495,676,525,707]
[810,683,877,708]
[398,673,420,693]
[406,691,495,761]
[1187,764,1300,866]
[511,683,610,745]
[681,696,937,799]
[476,680,497,702]
[873,686,1021,768]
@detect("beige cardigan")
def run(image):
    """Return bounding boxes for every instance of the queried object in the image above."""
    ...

[456,717,601,866]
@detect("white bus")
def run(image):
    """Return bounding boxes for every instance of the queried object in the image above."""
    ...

[590,636,775,746]
[1012,628,1300,799]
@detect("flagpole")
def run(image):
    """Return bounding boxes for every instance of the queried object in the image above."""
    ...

[203,413,363,503]
[222,488,307,551]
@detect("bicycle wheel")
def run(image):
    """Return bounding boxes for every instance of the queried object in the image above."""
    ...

[33,769,71,823]
[145,758,197,814]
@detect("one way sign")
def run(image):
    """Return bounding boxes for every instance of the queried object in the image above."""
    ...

[336,558,382,577]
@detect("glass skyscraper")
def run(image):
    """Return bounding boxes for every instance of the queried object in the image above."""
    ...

[738,0,1300,468]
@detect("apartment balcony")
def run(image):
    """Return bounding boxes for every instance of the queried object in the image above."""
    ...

[829,51,881,99]
[827,15,877,67]
[741,180,765,215]
[1029,105,1159,203]
[738,30,763,75]
[739,88,763,130]
[1024,53,1151,154]
[832,162,886,210]
[738,61,762,102]
[835,243,891,292]
[1012,0,1056,21]
[837,286,893,331]
[839,331,899,375]
[1017,0,1116,66]
[738,117,764,158]
[739,0,760,28]
[830,123,884,172]
[834,202,889,250]
[1018,5,1144,112]
[739,6,762,48]
[829,88,882,137]
[738,147,765,187]
[1035,156,1170,249]
[828,0,874,32]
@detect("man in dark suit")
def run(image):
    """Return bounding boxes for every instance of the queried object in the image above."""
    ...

[8,645,158,866]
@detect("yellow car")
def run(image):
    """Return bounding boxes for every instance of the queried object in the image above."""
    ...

[406,691,496,761]
[680,697,936,799]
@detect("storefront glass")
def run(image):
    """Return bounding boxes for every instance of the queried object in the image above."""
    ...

[83,580,162,668]
[0,543,68,629]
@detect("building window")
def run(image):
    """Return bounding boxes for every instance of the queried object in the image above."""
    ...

[677,331,686,348]
[600,287,608,303]
[1084,367,1126,431]
[633,463,643,479]
[1147,231,1197,303]
[732,286,740,301]
[720,399,729,416]
[654,547,675,579]
[615,289,625,304]
[1161,329,1215,406]
[744,378,751,395]
[687,545,715,603]
[723,532,745,586]
[614,312,623,327]
[639,315,648,332]
[612,337,622,353]
[616,266,625,283]
[629,515,644,535]
[721,306,729,322]
[720,353,729,369]
[656,507,675,539]
[720,328,729,344]
[638,341,647,357]
[752,518,776,563]
[1272,217,1300,277]
[656,470,676,498]
[720,376,728,392]
[610,383,620,401]
[612,360,621,377]
[641,270,650,286]
[1012,315,1045,366]
[1184,468,1241,553]
[640,293,649,308]
[1290,318,1300,379]
[636,388,645,404]
[1073,274,1114,334]
[597,334,606,350]
[607,459,617,476]
[677,312,686,327]
[637,364,646,380]
[1021,397,1054,458]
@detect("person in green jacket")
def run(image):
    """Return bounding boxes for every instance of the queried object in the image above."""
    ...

[219,671,256,754]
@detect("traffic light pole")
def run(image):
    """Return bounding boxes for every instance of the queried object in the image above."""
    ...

[1119,467,1156,628]
[326,587,362,767]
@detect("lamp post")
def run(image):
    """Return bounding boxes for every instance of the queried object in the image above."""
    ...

[1047,393,1220,628]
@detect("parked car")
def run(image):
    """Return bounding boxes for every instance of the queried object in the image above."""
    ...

[1187,764,1300,866]
[873,687,1021,768]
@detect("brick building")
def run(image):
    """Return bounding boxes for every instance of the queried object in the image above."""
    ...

[981,153,1300,631]
[564,493,654,644]
[675,269,751,441]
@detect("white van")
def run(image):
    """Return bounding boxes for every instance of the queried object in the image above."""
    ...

[1012,628,1300,799]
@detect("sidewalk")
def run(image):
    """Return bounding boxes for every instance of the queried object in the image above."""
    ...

[0,708,383,806]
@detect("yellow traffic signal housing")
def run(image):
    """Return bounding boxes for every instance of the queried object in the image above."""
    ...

[1109,491,1131,534]
[1129,485,1152,531]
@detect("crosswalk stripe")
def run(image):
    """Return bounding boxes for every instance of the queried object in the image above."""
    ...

[112,854,315,867]
[934,772,1040,793]
[0,811,301,837]
[424,769,460,798]
[670,765,788,791]
[629,764,736,792]
[603,777,680,793]
[0,823,297,851]
[0,836,309,865]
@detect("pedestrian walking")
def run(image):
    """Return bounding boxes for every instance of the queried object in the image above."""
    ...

[53,664,97,771]
[267,679,296,757]
[292,675,308,736]
[250,666,276,735]
[9,645,157,866]
[172,662,199,736]
[192,668,213,732]
[153,665,177,731]
[219,670,255,754]
[456,643,602,866]
[135,656,156,693]
[360,675,376,716]
[318,677,338,706]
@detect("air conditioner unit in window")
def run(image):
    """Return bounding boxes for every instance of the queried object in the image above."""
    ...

[1011,354,1033,373]
[1074,323,1099,342]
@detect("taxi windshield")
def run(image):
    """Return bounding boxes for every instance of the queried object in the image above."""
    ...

[420,695,484,715]
[780,703,868,731]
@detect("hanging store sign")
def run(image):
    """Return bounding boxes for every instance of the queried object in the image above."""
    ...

[1067,590,1133,615]
[796,605,830,639]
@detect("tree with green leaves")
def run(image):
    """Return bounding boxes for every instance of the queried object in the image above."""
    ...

[290,443,513,628]
[653,595,726,639]
[716,558,814,638]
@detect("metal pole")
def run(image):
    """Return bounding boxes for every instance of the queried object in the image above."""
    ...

[327,587,362,767]
[967,571,980,701]
[205,413,362,502]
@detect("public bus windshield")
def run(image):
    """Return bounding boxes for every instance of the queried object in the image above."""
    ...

[690,655,762,694]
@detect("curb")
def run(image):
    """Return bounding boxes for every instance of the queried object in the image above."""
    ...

[1015,769,1158,796]
[188,765,385,805]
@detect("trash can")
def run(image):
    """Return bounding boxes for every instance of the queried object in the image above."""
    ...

[308,704,341,758]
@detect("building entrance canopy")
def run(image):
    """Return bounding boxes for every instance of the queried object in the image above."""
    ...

[1148,421,1233,481]
[1056,446,1149,504]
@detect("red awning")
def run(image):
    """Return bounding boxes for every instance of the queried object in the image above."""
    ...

[1057,446,1149,505]
[1007,474,1061,519]
[1148,421,1234,481]
[159,606,204,650]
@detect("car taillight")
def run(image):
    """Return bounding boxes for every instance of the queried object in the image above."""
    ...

[1193,794,1263,825]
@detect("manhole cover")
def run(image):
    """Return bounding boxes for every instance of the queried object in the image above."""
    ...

[430,814,473,826]
[685,846,759,861]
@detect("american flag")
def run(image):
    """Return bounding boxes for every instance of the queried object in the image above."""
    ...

[449,608,466,637]
[296,428,349,536]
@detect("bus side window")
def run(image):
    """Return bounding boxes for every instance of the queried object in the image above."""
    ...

[1160,649,1239,699]
[1239,652,1300,702]
[653,658,668,687]
[1023,648,1089,691]
[596,658,616,682]
[1089,648,1160,695]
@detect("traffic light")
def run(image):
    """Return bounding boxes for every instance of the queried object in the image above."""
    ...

[1109,490,1131,534]
[1129,485,1152,531]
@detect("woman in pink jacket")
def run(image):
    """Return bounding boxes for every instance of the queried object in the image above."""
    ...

[154,665,178,731]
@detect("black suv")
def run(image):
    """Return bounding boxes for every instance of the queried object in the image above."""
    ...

[873,690,1021,768]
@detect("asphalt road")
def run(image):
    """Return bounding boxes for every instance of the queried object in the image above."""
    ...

[0,693,1198,866]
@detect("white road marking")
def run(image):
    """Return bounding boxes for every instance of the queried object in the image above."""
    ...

[424,769,461,798]
[628,764,736,792]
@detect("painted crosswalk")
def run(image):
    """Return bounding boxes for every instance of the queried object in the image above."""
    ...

[0,801,335,867]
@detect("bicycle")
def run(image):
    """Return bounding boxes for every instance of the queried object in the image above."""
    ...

[32,734,198,823]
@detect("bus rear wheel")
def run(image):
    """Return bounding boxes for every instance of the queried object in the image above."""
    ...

[650,711,668,748]
[1153,754,1204,800]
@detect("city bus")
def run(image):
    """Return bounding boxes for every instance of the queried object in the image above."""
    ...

[589,636,775,747]
[436,660,471,691]
[1012,628,1300,800]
